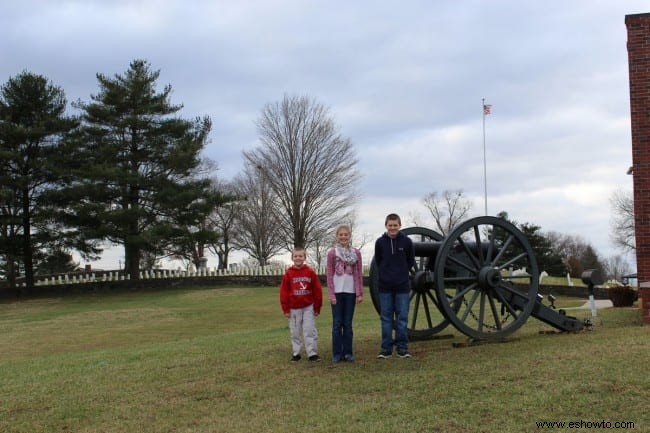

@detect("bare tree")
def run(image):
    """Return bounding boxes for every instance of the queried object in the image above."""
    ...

[243,94,360,250]
[406,210,425,227]
[603,254,632,282]
[610,188,635,253]
[547,231,582,276]
[422,190,473,236]
[209,180,242,270]
[232,164,284,266]
[546,231,606,278]
[307,226,335,271]
[348,214,372,252]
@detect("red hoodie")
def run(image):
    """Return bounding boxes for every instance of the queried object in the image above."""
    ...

[280,264,323,315]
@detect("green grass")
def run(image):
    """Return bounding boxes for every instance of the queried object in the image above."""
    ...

[0,286,648,433]
[541,275,586,287]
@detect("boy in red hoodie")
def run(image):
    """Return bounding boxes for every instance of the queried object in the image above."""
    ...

[280,247,323,362]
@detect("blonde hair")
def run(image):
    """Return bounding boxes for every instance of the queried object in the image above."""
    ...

[335,224,352,237]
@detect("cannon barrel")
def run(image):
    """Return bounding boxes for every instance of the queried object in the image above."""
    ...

[413,241,492,266]
[370,216,586,341]
[413,241,440,258]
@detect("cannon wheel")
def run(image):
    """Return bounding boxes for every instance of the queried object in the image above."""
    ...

[369,226,453,340]
[434,216,539,341]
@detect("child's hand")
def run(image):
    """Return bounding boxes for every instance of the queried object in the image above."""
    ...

[284,313,290,318]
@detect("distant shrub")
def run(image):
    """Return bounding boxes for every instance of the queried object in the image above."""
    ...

[608,286,638,307]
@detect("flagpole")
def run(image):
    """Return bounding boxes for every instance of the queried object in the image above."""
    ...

[482,98,488,216]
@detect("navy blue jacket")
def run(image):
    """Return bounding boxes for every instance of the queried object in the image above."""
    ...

[374,231,415,292]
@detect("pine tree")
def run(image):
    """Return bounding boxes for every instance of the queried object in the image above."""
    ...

[0,72,78,292]
[61,60,214,279]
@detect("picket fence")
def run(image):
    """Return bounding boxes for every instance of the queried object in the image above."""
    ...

[28,265,373,287]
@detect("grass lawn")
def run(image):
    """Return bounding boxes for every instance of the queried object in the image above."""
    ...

[0,286,647,433]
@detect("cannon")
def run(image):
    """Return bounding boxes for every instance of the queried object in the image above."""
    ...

[369,216,587,341]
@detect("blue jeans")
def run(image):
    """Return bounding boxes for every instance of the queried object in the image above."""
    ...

[379,291,409,353]
[331,293,356,360]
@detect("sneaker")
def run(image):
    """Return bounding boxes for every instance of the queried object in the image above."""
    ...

[396,350,412,358]
[291,354,301,362]
[332,356,342,364]
[376,351,392,359]
[308,354,321,362]
[343,354,355,362]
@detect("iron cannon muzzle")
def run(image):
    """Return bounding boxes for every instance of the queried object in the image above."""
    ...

[581,269,603,319]
[581,269,604,286]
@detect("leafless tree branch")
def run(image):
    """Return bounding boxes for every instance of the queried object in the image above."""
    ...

[609,188,635,253]
[243,94,361,251]
[422,189,472,236]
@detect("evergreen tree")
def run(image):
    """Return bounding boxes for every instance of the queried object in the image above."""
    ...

[495,212,565,275]
[35,249,80,275]
[0,72,78,292]
[59,60,213,279]
[517,222,565,275]
[157,173,232,270]
[579,244,604,278]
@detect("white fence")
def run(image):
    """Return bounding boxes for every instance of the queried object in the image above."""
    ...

[28,266,290,286]
[26,265,370,287]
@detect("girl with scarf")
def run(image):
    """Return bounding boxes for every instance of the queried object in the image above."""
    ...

[326,224,364,363]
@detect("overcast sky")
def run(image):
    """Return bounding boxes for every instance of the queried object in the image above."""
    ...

[2,0,647,269]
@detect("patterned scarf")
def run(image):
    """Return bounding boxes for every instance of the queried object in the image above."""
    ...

[336,245,358,265]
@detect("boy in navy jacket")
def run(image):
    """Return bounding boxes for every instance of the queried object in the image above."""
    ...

[374,213,415,358]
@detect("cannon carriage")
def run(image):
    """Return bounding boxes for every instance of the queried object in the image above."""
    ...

[369,216,587,342]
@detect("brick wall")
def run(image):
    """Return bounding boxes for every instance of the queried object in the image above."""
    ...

[626,12,650,324]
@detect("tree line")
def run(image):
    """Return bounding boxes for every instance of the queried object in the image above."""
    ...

[1,59,634,295]
[412,190,634,282]
[0,60,359,294]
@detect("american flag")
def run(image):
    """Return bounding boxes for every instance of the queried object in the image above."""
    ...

[483,104,492,116]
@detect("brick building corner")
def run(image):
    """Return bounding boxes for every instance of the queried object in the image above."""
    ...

[626,12,650,324]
